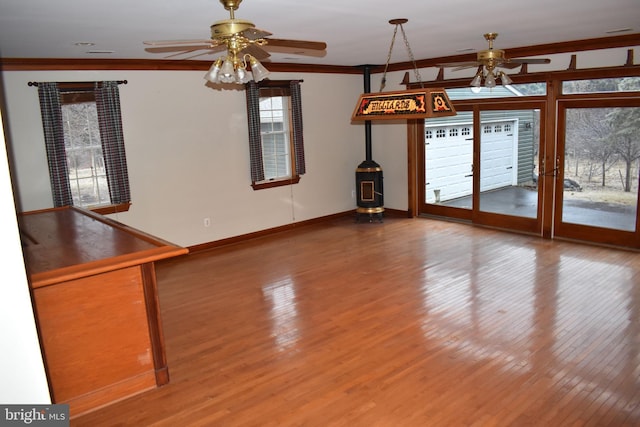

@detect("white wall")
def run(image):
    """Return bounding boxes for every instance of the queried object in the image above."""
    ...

[0,104,51,404]
[1,70,401,247]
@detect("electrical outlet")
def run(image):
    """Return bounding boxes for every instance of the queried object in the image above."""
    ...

[352,190,356,198]
[203,217,211,227]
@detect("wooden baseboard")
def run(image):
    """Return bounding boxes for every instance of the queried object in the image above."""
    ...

[68,371,157,419]
[381,208,411,218]
[187,209,410,254]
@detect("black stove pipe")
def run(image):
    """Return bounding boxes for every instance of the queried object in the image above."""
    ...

[363,65,373,162]
[354,65,384,221]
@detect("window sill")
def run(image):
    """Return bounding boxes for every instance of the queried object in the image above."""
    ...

[89,202,131,215]
[252,176,300,190]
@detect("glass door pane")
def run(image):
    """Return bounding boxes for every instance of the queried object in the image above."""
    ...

[561,107,639,232]
[424,111,474,209]
[479,109,540,218]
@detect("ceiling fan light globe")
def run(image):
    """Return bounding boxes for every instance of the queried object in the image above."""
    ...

[204,59,223,82]
[470,74,482,87]
[240,70,253,84]
[500,72,513,85]
[204,67,220,83]
[219,57,236,80]
[235,66,247,82]
[249,58,270,82]
[485,72,497,88]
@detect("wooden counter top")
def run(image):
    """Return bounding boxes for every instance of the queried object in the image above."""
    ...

[19,206,188,288]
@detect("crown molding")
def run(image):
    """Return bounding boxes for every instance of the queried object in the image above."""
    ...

[0,57,361,74]
[383,33,640,73]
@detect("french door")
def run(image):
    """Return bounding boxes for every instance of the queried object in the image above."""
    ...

[419,100,546,236]
[554,98,640,247]
[415,96,640,248]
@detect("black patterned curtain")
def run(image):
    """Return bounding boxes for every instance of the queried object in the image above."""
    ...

[245,81,266,183]
[290,80,306,175]
[37,82,73,207]
[95,81,131,204]
[245,80,306,184]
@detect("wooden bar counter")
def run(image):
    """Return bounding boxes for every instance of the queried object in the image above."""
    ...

[19,206,188,418]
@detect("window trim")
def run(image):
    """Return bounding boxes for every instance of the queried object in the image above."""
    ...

[251,176,301,191]
[92,201,131,215]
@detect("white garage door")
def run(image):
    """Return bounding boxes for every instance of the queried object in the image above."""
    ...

[425,120,518,203]
[480,120,518,192]
[425,124,473,203]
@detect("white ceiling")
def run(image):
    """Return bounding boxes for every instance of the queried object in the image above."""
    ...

[0,0,638,67]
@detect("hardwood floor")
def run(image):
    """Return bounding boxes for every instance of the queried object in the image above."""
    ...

[72,216,640,426]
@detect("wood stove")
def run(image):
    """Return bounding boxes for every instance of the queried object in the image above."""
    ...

[355,65,384,222]
[356,160,384,221]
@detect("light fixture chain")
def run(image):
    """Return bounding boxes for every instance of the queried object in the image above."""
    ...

[399,24,423,87]
[379,24,399,92]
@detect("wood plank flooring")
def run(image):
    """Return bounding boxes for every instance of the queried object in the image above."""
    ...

[72,217,640,426]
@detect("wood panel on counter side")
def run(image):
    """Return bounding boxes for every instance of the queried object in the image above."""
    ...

[19,206,188,419]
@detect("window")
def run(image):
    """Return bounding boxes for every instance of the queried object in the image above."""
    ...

[245,80,306,190]
[259,96,291,180]
[444,82,546,99]
[36,81,130,214]
[61,92,110,207]
[563,77,640,94]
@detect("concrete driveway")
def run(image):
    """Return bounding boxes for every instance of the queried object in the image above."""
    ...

[441,186,637,231]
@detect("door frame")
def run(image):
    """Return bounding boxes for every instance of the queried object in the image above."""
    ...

[414,99,548,236]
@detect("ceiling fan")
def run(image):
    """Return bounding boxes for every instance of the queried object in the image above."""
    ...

[438,33,551,88]
[143,0,327,84]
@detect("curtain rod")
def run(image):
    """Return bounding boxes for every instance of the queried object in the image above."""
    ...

[28,80,128,87]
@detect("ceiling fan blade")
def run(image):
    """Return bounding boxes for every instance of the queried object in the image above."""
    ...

[508,58,551,64]
[436,61,480,68]
[499,62,524,69]
[144,44,219,54]
[176,50,221,61]
[451,64,482,72]
[143,39,215,46]
[243,27,273,40]
[162,49,208,59]
[264,38,327,51]
[259,38,327,58]
[242,44,271,60]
